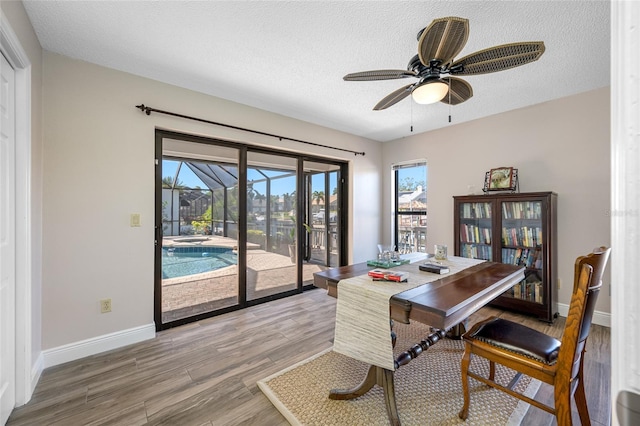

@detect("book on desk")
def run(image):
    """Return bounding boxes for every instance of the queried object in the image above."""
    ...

[367,269,408,282]
[419,263,450,274]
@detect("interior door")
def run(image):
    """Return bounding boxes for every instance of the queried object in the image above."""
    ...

[0,52,17,425]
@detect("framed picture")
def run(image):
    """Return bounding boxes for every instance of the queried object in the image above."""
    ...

[483,167,518,192]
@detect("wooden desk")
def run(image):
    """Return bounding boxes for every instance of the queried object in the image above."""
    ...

[313,261,371,297]
[313,261,524,426]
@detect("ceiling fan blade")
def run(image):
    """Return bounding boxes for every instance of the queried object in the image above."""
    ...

[439,77,473,105]
[451,41,545,76]
[373,84,414,110]
[418,16,469,67]
[343,69,417,81]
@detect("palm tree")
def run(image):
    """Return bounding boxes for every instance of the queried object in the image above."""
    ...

[270,194,280,212]
[254,192,266,214]
[283,192,294,212]
[312,190,325,210]
[162,176,185,189]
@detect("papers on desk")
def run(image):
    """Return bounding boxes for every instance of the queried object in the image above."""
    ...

[368,269,408,282]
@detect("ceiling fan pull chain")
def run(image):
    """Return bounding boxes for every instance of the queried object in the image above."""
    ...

[448,79,452,123]
[411,99,414,132]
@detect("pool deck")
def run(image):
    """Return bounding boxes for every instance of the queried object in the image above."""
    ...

[161,235,327,323]
[163,235,260,250]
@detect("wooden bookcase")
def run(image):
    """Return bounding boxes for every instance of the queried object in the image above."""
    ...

[453,192,558,322]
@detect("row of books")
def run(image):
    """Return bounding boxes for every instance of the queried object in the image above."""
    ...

[460,202,492,219]
[460,244,492,261]
[508,280,544,303]
[461,201,542,220]
[502,201,542,220]
[501,226,543,247]
[501,248,542,268]
[459,224,491,244]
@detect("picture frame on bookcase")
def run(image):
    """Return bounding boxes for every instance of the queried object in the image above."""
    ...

[483,167,519,192]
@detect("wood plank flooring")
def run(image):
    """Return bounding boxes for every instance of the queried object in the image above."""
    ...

[8,288,610,425]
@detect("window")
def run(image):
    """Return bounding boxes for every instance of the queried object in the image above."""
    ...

[393,162,427,253]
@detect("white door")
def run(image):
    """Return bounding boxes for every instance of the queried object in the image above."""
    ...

[0,51,16,425]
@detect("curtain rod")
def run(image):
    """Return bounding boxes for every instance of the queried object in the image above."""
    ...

[135,104,365,156]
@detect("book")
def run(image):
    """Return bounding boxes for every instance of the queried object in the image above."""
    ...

[367,269,408,282]
[419,263,450,274]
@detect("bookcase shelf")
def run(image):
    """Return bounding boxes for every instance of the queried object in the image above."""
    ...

[454,192,558,322]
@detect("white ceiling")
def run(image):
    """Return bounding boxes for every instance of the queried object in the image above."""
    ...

[22,1,610,142]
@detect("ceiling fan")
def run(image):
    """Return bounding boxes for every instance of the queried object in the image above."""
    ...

[344,16,545,110]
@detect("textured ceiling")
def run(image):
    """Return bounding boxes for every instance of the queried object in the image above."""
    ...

[22,1,610,142]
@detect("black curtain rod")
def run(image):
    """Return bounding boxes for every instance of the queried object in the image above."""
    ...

[135,104,365,156]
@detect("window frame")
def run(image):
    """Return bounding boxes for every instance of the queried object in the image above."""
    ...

[393,162,427,253]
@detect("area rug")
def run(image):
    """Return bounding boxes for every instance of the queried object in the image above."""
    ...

[258,322,541,425]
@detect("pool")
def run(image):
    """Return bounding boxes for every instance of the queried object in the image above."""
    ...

[162,246,237,279]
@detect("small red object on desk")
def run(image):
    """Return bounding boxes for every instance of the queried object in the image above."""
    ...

[367,269,408,282]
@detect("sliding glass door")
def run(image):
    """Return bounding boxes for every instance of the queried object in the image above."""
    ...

[159,141,241,325]
[245,152,298,301]
[305,161,342,269]
[155,130,348,330]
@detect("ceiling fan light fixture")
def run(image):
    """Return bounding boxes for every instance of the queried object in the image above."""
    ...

[411,81,448,104]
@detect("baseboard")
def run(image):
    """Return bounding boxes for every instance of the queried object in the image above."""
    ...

[42,323,156,368]
[31,352,43,395]
[556,303,611,327]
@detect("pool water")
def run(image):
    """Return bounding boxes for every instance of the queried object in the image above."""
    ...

[162,246,237,279]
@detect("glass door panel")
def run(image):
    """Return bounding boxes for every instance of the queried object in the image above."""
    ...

[500,200,544,304]
[156,132,349,330]
[458,201,493,260]
[246,152,297,301]
[160,141,240,325]
[304,161,342,277]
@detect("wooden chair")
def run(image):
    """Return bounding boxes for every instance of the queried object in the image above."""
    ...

[458,247,611,425]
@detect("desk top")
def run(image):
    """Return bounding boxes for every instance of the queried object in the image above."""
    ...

[390,262,524,330]
[314,260,524,330]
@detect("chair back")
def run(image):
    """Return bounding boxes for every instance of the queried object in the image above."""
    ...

[576,247,610,343]
[559,247,611,381]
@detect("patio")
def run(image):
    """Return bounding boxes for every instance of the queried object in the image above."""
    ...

[161,236,326,323]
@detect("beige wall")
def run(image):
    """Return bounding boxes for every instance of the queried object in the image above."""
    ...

[1,0,44,371]
[41,51,383,350]
[3,0,612,359]
[382,87,611,315]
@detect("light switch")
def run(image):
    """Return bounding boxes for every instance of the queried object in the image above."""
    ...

[130,213,141,227]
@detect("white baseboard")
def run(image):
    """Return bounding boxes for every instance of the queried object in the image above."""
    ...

[31,352,43,394]
[42,323,156,368]
[556,304,611,327]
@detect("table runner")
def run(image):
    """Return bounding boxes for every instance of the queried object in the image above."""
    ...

[333,255,484,370]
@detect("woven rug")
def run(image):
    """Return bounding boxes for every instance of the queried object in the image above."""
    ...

[258,322,541,425]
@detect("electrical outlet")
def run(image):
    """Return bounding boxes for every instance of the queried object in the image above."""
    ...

[557,278,562,289]
[100,298,112,313]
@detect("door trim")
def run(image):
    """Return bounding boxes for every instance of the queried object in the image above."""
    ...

[154,129,349,330]
[1,11,37,406]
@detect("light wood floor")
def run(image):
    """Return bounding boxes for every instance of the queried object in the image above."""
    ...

[8,288,610,425]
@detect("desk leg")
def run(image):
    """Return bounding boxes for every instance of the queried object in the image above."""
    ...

[329,365,400,426]
[329,320,401,425]
[446,319,468,340]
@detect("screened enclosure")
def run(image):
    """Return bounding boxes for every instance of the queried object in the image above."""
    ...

[156,132,347,330]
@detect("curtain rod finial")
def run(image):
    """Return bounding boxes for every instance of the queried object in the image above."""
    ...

[136,104,151,115]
